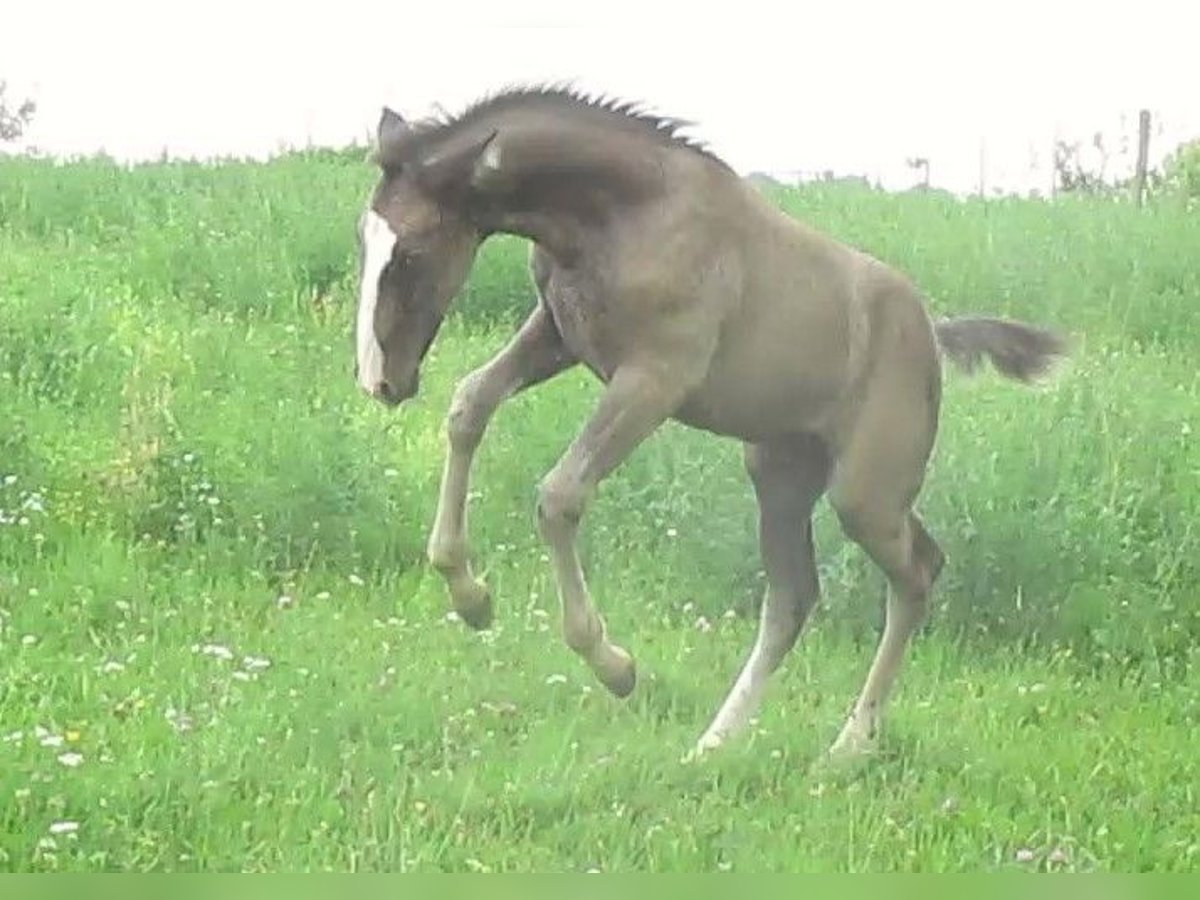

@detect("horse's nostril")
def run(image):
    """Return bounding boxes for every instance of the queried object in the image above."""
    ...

[363,376,413,406]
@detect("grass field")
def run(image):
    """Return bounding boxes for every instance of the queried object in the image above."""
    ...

[1,149,1197,872]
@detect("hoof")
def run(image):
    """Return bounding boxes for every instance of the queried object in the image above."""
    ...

[683,731,725,763]
[597,645,637,698]
[826,717,878,763]
[452,580,493,630]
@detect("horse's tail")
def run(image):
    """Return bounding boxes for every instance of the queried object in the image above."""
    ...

[934,316,1069,384]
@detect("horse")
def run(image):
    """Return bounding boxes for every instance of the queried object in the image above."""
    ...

[352,86,1067,759]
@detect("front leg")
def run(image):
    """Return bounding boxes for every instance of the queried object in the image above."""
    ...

[536,359,702,696]
[426,305,574,628]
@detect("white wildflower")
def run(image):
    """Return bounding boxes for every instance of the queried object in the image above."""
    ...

[165,709,194,733]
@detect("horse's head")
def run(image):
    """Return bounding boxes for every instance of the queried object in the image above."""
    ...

[354,106,499,405]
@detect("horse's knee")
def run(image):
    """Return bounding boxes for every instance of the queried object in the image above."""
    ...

[536,471,587,535]
[445,373,490,452]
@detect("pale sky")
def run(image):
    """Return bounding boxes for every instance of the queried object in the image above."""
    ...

[4,0,1198,194]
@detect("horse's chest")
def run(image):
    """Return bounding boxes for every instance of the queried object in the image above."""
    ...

[542,272,620,380]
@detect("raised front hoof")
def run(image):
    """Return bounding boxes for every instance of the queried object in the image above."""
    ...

[451,581,494,631]
[596,645,637,698]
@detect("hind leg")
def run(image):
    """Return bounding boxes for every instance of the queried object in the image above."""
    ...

[826,391,945,759]
[827,508,944,758]
[694,435,831,755]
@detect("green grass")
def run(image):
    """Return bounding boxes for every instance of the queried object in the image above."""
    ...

[0,152,1197,872]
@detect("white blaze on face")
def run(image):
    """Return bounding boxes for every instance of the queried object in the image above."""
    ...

[356,208,399,392]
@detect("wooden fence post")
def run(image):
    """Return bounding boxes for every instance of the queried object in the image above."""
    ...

[1133,109,1151,206]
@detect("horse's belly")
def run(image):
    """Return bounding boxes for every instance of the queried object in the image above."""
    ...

[672,340,854,442]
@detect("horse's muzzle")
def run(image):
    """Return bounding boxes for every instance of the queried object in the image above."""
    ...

[366,372,417,407]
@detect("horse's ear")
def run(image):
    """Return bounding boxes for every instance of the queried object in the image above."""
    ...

[469,131,506,192]
[377,106,409,154]
[417,129,502,195]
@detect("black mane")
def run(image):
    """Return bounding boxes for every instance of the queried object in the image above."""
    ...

[405,83,732,171]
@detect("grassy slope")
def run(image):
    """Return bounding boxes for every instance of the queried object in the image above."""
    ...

[0,152,1197,871]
